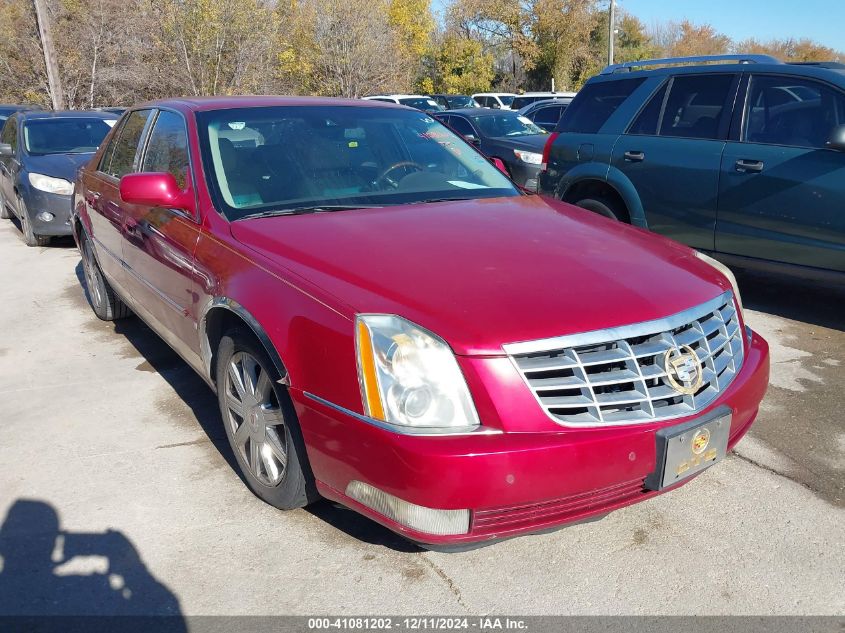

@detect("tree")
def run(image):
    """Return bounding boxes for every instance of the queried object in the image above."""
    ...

[0,0,50,105]
[427,32,494,94]
[652,20,730,58]
[735,37,842,62]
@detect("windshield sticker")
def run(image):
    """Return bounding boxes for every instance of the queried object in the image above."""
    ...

[447,181,488,189]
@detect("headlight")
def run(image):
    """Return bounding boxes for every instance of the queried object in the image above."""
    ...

[695,251,744,317]
[29,173,73,196]
[513,149,542,165]
[356,315,480,432]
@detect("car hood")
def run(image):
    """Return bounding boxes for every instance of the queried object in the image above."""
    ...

[25,152,94,181]
[486,134,550,153]
[230,195,730,356]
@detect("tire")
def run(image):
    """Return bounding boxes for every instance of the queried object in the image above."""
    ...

[216,329,316,510]
[18,196,51,246]
[572,195,626,222]
[79,231,132,321]
[0,189,11,219]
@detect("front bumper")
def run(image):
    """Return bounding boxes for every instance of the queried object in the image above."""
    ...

[23,188,73,236]
[293,329,769,546]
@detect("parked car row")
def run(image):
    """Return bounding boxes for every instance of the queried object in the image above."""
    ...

[538,54,845,279]
[0,61,775,549]
[0,108,119,245]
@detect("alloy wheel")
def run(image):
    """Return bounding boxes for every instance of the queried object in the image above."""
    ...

[223,351,288,486]
[81,239,104,309]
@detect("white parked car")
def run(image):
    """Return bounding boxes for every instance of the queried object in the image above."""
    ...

[471,93,518,110]
[362,95,444,113]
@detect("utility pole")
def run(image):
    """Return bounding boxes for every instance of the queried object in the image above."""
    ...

[32,0,65,110]
[608,0,616,66]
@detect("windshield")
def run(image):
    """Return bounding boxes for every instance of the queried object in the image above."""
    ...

[24,118,115,155]
[499,96,515,107]
[471,113,547,138]
[197,105,519,220]
[399,98,443,111]
[447,96,478,108]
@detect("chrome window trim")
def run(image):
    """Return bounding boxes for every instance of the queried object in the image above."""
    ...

[503,292,732,356]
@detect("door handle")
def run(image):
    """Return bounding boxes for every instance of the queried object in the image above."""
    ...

[624,151,645,162]
[735,159,764,173]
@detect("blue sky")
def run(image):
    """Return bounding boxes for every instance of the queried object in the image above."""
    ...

[431,1,844,51]
[622,0,844,50]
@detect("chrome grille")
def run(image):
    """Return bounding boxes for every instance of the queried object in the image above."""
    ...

[505,293,744,427]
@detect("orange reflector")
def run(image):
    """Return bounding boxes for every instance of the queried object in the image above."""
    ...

[357,321,385,420]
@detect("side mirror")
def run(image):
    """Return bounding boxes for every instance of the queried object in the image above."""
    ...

[464,134,481,146]
[0,143,13,157]
[826,124,845,152]
[492,157,509,175]
[120,172,194,214]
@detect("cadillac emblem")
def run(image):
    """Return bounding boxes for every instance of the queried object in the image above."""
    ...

[664,345,703,396]
[691,428,711,455]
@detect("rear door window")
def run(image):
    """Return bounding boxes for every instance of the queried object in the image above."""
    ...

[141,110,190,189]
[105,109,153,179]
[743,75,845,149]
[658,74,735,140]
[628,83,669,135]
[533,105,564,127]
[556,78,645,134]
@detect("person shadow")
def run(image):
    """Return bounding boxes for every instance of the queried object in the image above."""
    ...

[0,499,186,632]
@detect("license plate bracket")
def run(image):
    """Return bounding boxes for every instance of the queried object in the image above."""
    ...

[645,407,732,491]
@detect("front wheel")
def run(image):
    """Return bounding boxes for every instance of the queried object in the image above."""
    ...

[80,232,132,320]
[18,197,50,246]
[216,330,315,510]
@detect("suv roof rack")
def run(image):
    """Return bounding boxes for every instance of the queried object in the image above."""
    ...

[788,61,845,69]
[600,54,782,75]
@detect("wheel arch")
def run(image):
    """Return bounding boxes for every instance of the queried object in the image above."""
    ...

[200,298,289,390]
[556,165,647,228]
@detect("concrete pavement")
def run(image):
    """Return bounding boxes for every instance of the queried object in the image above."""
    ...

[0,219,842,616]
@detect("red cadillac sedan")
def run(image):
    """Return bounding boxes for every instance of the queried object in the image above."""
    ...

[72,97,769,548]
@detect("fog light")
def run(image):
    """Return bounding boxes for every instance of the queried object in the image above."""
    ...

[36,212,55,222]
[346,480,470,536]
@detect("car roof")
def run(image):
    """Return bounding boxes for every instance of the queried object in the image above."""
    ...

[141,96,408,113]
[594,55,845,84]
[517,92,577,97]
[18,110,119,120]
[472,92,517,97]
[439,108,518,117]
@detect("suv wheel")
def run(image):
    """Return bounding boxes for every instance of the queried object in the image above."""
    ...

[216,330,316,510]
[572,195,626,222]
[18,197,50,246]
[80,231,132,320]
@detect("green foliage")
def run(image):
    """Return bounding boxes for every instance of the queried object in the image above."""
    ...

[427,34,494,94]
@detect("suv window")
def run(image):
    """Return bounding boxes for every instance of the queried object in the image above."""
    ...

[629,82,668,135]
[0,116,16,151]
[658,74,734,140]
[744,75,845,149]
[105,109,152,179]
[142,111,190,189]
[557,78,644,134]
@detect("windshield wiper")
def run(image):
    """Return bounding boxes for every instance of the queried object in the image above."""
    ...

[236,204,381,221]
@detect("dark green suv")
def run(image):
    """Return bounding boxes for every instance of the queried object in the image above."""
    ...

[538,54,845,279]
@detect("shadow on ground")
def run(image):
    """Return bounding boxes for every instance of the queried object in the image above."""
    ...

[72,260,420,552]
[0,498,185,629]
[737,269,845,332]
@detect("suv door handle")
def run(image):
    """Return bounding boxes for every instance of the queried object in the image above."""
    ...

[735,159,764,173]
[624,151,645,162]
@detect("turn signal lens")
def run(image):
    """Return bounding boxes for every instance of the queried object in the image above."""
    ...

[356,320,385,421]
[346,480,470,536]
